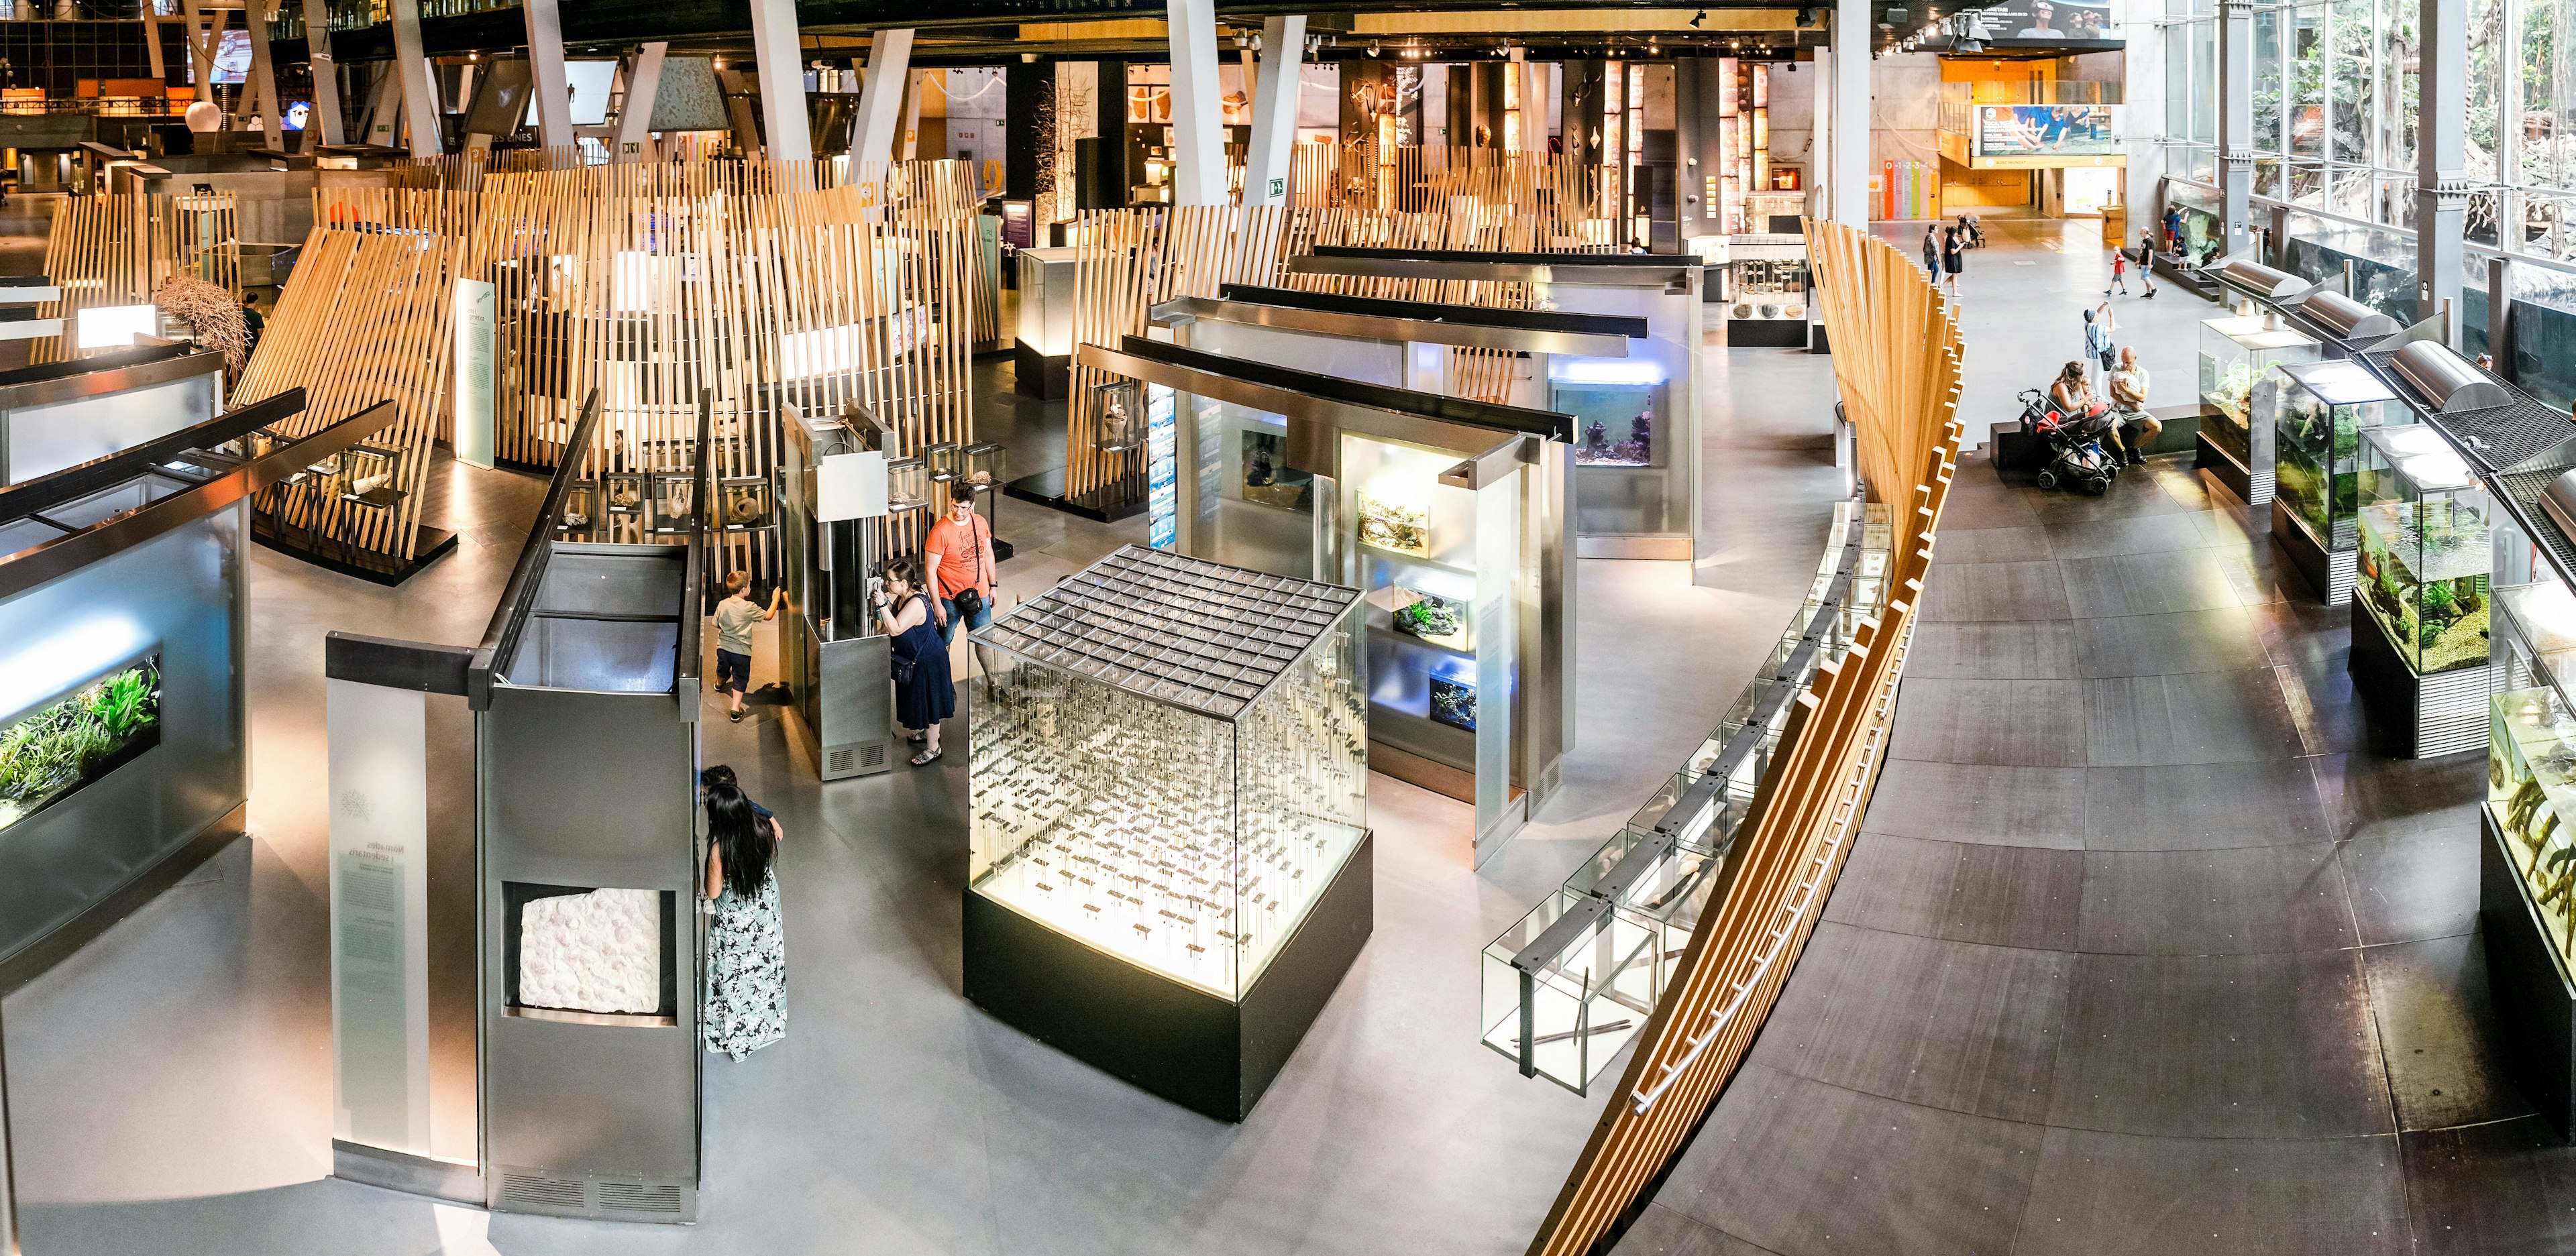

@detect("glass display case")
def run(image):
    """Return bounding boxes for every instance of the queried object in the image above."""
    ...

[2197,315,2320,497]
[963,442,1006,498]
[885,455,930,514]
[338,445,402,509]
[1723,249,1809,323]
[716,474,775,532]
[648,469,696,534]
[2273,357,2406,553]
[2355,424,2491,675]
[2492,577,2576,962]
[967,547,1368,1001]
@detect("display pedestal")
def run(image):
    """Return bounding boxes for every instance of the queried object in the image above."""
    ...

[1013,341,1070,400]
[963,834,1375,1123]
[1724,317,1807,348]
[1001,465,1148,523]
[2271,500,2353,604]
[2349,593,2489,758]
[254,519,459,587]
[2483,809,2576,1143]
[2197,428,2267,506]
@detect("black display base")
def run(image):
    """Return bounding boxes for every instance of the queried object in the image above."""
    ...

[0,802,244,994]
[2348,592,2491,758]
[2198,431,2253,506]
[254,521,460,586]
[2483,809,2576,1143]
[1725,317,1809,348]
[1001,466,1148,524]
[1807,323,1831,354]
[1990,421,2042,476]
[2269,499,2339,604]
[1014,342,1071,400]
[963,833,1375,1123]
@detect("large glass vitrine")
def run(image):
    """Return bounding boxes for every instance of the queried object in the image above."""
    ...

[2355,424,2491,676]
[2196,315,2320,504]
[2272,358,2406,569]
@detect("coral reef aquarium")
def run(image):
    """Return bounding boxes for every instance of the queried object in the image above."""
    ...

[0,656,162,832]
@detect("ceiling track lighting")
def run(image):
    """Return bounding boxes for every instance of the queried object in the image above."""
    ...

[1688,7,1707,27]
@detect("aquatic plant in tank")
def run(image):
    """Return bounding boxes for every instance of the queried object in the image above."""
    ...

[2355,426,2491,674]
[0,657,162,832]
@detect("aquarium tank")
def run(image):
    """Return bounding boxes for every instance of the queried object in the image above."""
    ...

[2273,358,2404,551]
[2488,583,2576,963]
[2356,425,2491,675]
[2198,315,2320,472]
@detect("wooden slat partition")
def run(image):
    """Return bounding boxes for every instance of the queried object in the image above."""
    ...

[33,190,243,364]
[1525,219,1965,1256]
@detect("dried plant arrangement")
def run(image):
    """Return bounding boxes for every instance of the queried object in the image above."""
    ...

[154,274,249,372]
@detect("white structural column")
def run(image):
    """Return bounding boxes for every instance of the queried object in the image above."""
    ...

[614,41,668,160]
[178,0,221,102]
[852,28,914,164]
[143,9,163,81]
[244,7,287,145]
[388,0,441,156]
[2417,0,2467,339]
[302,0,345,148]
[2216,0,2255,256]
[1240,15,1306,207]
[1827,0,1870,226]
[747,0,811,162]
[523,0,574,150]
[1165,0,1228,205]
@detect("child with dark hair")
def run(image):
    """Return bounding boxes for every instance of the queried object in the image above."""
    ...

[701,780,786,1060]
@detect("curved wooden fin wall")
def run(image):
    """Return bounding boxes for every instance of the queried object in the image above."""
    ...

[1525,219,1966,1256]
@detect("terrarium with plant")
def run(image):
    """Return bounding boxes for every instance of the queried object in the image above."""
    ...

[2272,359,2403,551]
[2197,315,2319,475]
[0,657,162,833]
[2355,424,2491,674]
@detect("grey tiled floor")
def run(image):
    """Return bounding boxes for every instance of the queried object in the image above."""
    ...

[1623,218,2534,1255]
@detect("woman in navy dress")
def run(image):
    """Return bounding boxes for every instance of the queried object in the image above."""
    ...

[875,558,955,766]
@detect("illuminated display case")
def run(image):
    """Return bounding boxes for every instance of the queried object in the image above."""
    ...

[2350,424,2493,757]
[2271,357,2405,604]
[2194,315,2320,505]
[2485,577,2576,1137]
[965,546,1370,1121]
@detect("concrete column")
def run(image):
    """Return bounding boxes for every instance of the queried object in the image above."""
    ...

[614,41,667,160]
[1829,0,1871,226]
[302,0,345,148]
[747,0,810,162]
[244,7,286,146]
[178,0,220,103]
[2416,0,2466,339]
[852,28,914,164]
[2217,0,2254,255]
[2490,255,2516,376]
[523,0,574,151]
[1241,15,1305,207]
[898,69,924,160]
[388,0,441,157]
[143,10,163,82]
[1165,0,1227,205]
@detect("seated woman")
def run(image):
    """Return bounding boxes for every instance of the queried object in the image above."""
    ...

[2048,361,2098,419]
[2106,346,2159,465]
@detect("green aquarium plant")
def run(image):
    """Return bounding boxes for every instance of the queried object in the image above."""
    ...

[0,658,162,832]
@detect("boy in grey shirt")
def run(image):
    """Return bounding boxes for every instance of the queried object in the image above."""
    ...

[714,570,783,723]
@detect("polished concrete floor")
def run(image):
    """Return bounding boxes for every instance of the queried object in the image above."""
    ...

[1619,220,2538,1255]
[0,206,1850,1253]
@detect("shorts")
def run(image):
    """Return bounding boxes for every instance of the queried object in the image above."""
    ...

[937,595,995,646]
[715,649,752,695]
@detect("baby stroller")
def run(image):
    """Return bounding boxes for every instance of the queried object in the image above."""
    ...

[2017,389,2121,495]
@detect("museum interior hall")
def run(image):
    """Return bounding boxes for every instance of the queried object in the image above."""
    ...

[0,0,2572,1253]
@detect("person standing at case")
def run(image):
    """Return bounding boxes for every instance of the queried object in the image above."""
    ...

[1941,226,1966,296]
[924,491,998,646]
[701,781,786,1061]
[1923,224,1941,282]
[876,558,955,766]
[712,571,784,724]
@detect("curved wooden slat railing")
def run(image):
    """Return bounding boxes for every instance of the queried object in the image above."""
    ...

[1525,219,1966,1256]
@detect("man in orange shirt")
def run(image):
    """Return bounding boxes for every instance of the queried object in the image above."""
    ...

[923,491,997,646]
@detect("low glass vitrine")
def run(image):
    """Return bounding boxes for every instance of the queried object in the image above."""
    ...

[2355,425,2491,675]
[2197,315,2320,502]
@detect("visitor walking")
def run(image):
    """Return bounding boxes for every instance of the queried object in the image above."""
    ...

[1942,226,1965,296]
[2133,230,2161,298]
[2106,247,2131,296]
[701,780,786,1062]
[712,571,784,724]
[876,557,955,766]
[1923,224,1941,282]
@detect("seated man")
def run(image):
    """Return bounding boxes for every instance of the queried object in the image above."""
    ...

[2107,345,2159,465]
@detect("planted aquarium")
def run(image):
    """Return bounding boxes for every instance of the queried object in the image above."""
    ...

[2198,315,2319,473]
[2493,685,2576,964]
[1239,429,1312,511]
[2273,358,2404,551]
[2355,425,2491,675]
[0,656,162,833]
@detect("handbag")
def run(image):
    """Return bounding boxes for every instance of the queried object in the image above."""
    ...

[888,595,919,684]
[949,516,994,622]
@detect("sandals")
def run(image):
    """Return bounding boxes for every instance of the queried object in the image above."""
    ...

[910,747,943,767]
[906,732,928,744]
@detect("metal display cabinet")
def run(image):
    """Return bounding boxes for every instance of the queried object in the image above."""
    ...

[779,404,896,781]
[1281,247,1705,565]
[465,394,708,1223]
[0,343,225,486]
[1082,335,1573,865]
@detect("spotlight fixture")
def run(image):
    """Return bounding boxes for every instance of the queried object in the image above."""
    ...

[1689,7,1707,26]
[1798,5,1817,26]
[1250,32,1263,52]
[1368,39,1381,56]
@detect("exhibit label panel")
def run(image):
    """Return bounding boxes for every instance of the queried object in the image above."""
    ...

[453,279,498,470]
[328,678,434,1157]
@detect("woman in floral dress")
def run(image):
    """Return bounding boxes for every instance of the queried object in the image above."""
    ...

[701,782,786,1060]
